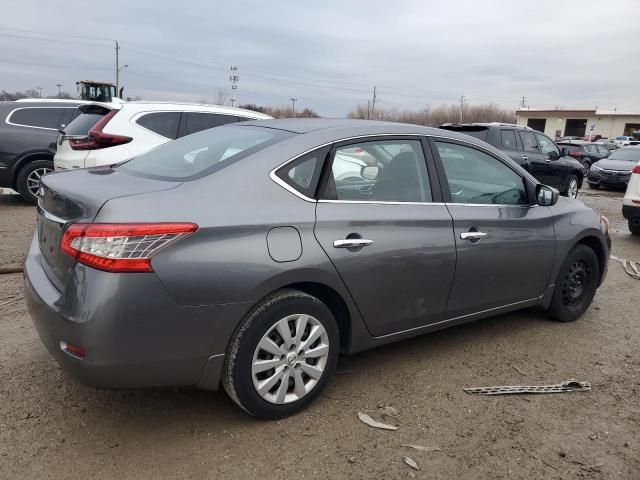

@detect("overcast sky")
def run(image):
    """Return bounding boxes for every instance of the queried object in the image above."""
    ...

[2,0,639,116]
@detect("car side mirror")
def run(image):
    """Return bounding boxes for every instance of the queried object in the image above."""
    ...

[559,148,568,157]
[536,184,559,206]
[549,150,560,160]
[361,166,379,180]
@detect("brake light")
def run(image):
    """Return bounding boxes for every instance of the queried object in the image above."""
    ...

[632,165,640,174]
[568,151,583,158]
[69,110,132,150]
[61,223,198,272]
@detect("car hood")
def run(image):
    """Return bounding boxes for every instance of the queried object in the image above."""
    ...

[593,159,636,171]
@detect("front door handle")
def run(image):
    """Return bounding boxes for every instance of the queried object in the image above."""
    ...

[333,238,374,248]
[460,231,488,241]
[521,155,528,161]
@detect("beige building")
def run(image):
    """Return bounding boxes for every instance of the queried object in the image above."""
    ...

[515,108,640,139]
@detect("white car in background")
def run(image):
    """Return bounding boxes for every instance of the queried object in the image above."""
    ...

[54,102,271,170]
[622,158,640,235]
[613,136,634,148]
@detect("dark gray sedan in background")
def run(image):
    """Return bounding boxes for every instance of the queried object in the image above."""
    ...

[25,119,610,418]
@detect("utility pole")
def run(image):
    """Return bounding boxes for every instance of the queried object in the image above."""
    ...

[520,96,527,109]
[366,100,371,120]
[423,104,430,125]
[55,83,63,98]
[370,86,377,119]
[459,93,465,123]
[229,66,239,107]
[36,86,43,98]
[290,98,297,117]
[115,41,120,94]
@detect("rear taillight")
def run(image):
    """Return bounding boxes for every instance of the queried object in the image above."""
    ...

[69,110,132,151]
[568,151,583,158]
[61,223,198,272]
[632,165,640,174]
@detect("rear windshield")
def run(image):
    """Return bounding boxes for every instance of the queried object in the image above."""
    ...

[117,125,294,181]
[608,148,640,161]
[64,110,108,135]
[440,126,488,141]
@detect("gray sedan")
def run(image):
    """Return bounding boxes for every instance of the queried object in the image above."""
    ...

[25,119,611,418]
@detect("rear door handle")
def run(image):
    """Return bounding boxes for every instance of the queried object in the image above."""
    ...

[333,239,374,248]
[460,231,488,241]
[521,155,528,161]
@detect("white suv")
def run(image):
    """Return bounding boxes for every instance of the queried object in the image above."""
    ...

[54,102,271,170]
[622,158,640,235]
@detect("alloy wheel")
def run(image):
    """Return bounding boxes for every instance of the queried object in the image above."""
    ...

[568,178,579,199]
[26,167,52,197]
[251,314,329,404]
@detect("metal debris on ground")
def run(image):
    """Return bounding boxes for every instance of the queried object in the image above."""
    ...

[403,456,419,470]
[357,412,398,431]
[401,444,442,453]
[464,380,591,395]
[610,255,640,280]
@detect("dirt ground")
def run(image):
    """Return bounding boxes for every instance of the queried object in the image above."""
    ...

[0,187,638,480]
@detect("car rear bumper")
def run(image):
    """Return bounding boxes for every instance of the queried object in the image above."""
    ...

[24,233,250,391]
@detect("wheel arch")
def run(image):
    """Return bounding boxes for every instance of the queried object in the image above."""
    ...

[573,234,607,285]
[11,151,54,189]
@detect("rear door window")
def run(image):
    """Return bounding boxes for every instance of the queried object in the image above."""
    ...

[8,107,74,130]
[500,130,517,149]
[183,112,238,136]
[136,112,181,139]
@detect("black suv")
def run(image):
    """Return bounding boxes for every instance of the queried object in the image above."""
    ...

[440,123,584,198]
[0,99,83,203]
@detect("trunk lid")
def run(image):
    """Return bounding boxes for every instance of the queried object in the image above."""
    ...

[37,167,180,289]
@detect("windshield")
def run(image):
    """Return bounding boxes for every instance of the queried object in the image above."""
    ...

[117,125,294,181]
[608,148,640,161]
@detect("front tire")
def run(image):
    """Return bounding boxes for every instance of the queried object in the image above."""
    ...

[629,218,640,235]
[16,160,53,204]
[581,159,591,177]
[546,245,599,322]
[222,289,339,419]
[563,175,580,199]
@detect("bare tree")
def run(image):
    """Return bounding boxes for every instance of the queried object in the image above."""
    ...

[238,104,320,118]
[217,88,229,106]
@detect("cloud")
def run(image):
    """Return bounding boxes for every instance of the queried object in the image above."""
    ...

[1,0,639,116]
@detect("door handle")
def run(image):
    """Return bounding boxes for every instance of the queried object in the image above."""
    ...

[333,239,374,248]
[460,231,488,241]
[521,155,528,161]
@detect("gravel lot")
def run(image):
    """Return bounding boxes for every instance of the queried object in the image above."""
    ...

[0,187,638,480]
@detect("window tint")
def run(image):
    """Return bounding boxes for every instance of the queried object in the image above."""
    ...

[519,131,539,153]
[275,147,330,198]
[500,130,517,149]
[597,145,610,155]
[535,134,559,156]
[63,111,108,135]
[136,112,181,139]
[184,112,237,135]
[436,142,528,205]
[117,125,293,181]
[9,107,72,129]
[323,140,432,203]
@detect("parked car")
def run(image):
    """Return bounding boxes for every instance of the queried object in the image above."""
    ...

[622,159,640,235]
[439,123,584,198]
[613,136,635,148]
[0,99,94,203]
[595,138,616,151]
[556,141,610,175]
[587,147,640,189]
[26,119,611,418]
[54,102,272,171]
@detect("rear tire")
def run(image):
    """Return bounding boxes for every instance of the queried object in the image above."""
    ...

[581,159,591,177]
[629,218,640,235]
[16,160,53,204]
[546,245,599,322]
[222,289,339,419]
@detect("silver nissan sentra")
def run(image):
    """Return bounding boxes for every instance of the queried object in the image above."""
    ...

[25,119,610,418]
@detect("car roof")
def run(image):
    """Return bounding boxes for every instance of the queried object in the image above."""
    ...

[239,118,451,134]
[118,101,272,118]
